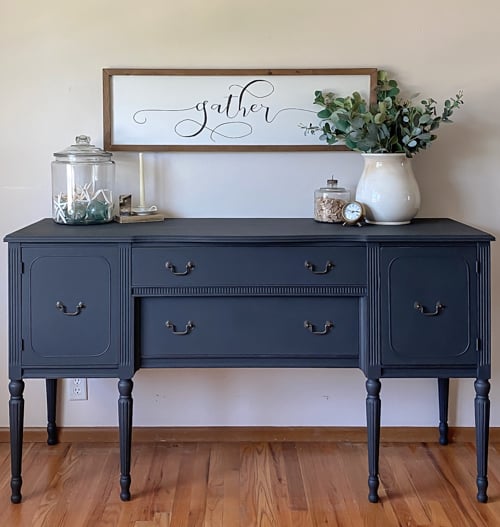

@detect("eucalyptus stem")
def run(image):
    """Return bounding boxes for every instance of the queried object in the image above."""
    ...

[301,70,464,158]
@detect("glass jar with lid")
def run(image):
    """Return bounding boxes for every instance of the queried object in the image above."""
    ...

[314,178,351,223]
[52,135,115,224]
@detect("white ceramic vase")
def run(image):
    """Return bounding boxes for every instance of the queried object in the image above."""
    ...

[355,153,421,225]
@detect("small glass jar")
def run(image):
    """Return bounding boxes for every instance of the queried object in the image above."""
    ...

[314,178,350,223]
[52,135,115,224]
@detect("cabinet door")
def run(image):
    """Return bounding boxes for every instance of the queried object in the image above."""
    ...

[21,246,120,367]
[380,246,477,366]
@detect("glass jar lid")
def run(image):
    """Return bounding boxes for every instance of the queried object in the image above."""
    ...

[318,178,347,192]
[53,135,113,162]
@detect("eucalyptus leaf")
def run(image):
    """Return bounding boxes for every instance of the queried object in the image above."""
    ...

[317,109,332,119]
[351,116,365,129]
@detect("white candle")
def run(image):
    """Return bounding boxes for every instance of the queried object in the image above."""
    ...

[139,152,145,208]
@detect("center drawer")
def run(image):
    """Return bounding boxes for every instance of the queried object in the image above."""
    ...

[138,296,360,360]
[132,246,366,287]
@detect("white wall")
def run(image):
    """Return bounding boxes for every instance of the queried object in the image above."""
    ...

[1,0,499,428]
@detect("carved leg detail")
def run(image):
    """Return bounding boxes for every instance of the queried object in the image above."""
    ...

[438,378,449,446]
[118,379,133,501]
[366,378,381,503]
[474,378,490,503]
[9,380,25,504]
[46,379,58,446]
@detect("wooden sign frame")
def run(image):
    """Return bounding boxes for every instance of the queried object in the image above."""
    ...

[103,68,377,152]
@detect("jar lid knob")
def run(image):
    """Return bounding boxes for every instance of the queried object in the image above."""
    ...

[327,178,338,186]
[75,135,91,145]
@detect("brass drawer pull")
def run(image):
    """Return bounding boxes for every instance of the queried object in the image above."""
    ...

[165,320,195,335]
[304,320,334,335]
[304,260,334,275]
[165,261,195,276]
[55,301,85,316]
[414,301,445,317]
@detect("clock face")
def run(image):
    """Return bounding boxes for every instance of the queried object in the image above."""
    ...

[343,201,363,221]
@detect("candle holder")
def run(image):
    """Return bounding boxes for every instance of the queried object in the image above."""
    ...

[132,152,159,214]
[115,152,165,223]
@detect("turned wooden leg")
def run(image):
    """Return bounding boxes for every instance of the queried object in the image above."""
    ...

[366,378,381,503]
[9,379,25,504]
[46,379,59,446]
[438,378,449,446]
[118,379,133,501]
[474,378,490,503]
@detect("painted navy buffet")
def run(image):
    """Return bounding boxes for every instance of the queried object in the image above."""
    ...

[4,217,494,504]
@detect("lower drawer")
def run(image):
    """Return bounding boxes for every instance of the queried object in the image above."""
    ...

[138,297,359,360]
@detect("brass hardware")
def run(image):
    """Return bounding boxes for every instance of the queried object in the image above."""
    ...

[304,320,334,335]
[55,301,85,316]
[414,301,445,317]
[304,260,334,274]
[165,320,195,335]
[165,261,195,276]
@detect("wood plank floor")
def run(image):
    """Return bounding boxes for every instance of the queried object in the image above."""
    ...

[0,440,499,526]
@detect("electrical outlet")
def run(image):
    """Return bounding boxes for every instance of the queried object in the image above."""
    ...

[68,378,88,401]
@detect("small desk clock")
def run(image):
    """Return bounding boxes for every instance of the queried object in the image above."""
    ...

[341,200,366,226]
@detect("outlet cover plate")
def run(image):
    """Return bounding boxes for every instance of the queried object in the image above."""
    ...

[68,378,88,401]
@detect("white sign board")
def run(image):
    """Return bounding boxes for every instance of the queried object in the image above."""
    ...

[103,69,376,151]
